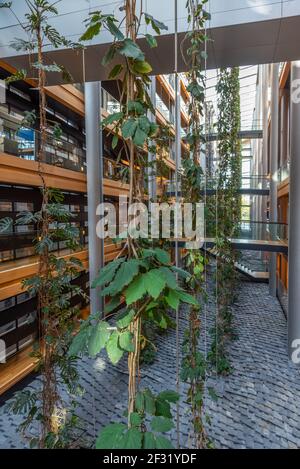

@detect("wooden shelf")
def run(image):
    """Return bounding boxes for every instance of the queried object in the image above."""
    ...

[0,346,37,396]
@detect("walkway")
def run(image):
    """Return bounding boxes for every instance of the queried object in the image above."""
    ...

[0,272,299,449]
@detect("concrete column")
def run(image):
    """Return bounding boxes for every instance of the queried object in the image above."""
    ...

[288,61,300,363]
[269,63,279,297]
[148,76,157,200]
[84,81,104,315]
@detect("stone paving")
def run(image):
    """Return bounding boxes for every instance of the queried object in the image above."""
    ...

[0,269,300,449]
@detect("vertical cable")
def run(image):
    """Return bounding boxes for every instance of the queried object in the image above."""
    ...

[174,0,180,450]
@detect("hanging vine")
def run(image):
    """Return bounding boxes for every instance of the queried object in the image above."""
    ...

[3,0,85,448]
[209,67,242,374]
[180,0,213,448]
[70,0,202,449]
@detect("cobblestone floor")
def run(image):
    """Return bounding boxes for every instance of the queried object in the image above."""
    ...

[1,271,300,449]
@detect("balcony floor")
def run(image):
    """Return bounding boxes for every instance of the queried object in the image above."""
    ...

[0,268,299,449]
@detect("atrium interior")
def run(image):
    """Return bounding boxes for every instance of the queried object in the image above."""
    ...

[0,0,299,450]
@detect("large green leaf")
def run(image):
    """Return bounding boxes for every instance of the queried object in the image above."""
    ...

[159,267,177,289]
[116,309,135,329]
[155,399,172,419]
[68,327,90,356]
[102,111,124,127]
[155,435,174,449]
[132,60,152,74]
[133,127,147,147]
[143,432,156,449]
[154,248,170,264]
[119,331,135,352]
[144,389,156,415]
[106,331,124,364]
[88,321,110,357]
[108,64,123,79]
[157,390,180,403]
[96,423,126,449]
[145,34,157,48]
[127,100,144,114]
[144,13,168,35]
[122,118,138,139]
[125,275,147,305]
[106,17,124,41]
[165,290,179,310]
[119,38,144,61]
[143,269,166,299]
[130,412,142,427]
[102,259,140,295]
[151,416,174,433]
[176,290,199,306]
[121,428,142,449]
[92,257,125,288]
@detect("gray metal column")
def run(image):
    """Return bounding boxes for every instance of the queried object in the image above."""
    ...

[262,64,269,223]
[280,89,289,169]
[288,61,300,362]
[148,76,157,200]
[84,81,104,315]
[269,63,279,297]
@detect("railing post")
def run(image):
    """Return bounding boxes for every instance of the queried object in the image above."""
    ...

[84,81,104,316]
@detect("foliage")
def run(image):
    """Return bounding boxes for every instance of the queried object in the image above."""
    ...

[96,388,179,449]
[179,0,213,448]
[208,67,242,374]
[5,0,85,448]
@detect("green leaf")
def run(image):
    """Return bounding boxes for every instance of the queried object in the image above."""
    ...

[102,259,141,295]
[155,399,172,419]
[143,432,156,449]
[119,331,135,352]
[109,64,123,79]
[122,118,138,139]
[119,38,144,61]
[96,423,126,449]
[130,412,142,427]
[106,331,124,364]
[102,112,124,127]
[151,416,174,433]
[0,217,12,233]
[176,290,199,306]
[127,100,144,114]
[144,389,156,415]
[170,265,192,280]
[92,257,125,288]
[80,23,101,41]
[133,127,147,147]
[68,327,90,356]
[112,134,119,149]
[145,34,157,48]
[143,269,166,299]
[121,428,142,449]
[106,17,124,41]
[132,60,152,74]
[125,275,147,305]
[165,290,179,310]
[88,321,110,357]
[154,248,170,264]
[144,13,168,35]
[155,435,174,449]
[135,392,145,412]
[157,390,180,403]
[116,309,135,329]
[159,267,177,289]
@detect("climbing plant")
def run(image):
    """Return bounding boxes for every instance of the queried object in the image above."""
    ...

[70,0,201,449]
[180,0,212,448]
[208,67,242,374]
[2,0,85,448]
